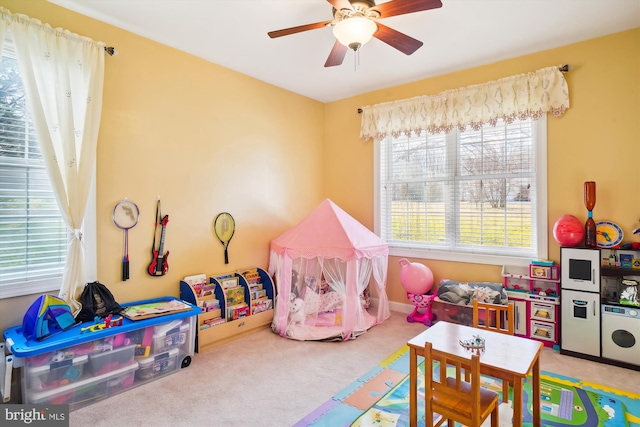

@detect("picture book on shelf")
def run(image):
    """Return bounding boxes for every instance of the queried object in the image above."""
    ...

[249,283,263,292]
[251,289,267,300]
[184,273,207,297]
[252,298,273,314]
[184,273,207,285]
[217,276,239,289]
[227,303,249,320]
[226,286,245,305]
[202,300,220,312]
[201,317,225,329]
[238,267,258,277]
[232,306,250,320]
[200,283,217,298]
[211,273,234,281]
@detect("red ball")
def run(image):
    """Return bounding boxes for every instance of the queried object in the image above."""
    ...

[553,214,584,247]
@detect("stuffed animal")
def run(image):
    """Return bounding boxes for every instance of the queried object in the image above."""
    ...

[50,351,67,363]
[289,297,306,326]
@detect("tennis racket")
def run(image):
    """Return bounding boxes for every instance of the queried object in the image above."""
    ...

[214,212,235,264]
[113,198,140,281]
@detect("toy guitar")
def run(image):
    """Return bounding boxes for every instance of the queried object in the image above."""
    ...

[148,214,169,276]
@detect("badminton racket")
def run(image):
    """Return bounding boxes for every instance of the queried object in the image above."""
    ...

[113,198,140,281]
[213,212,235,264]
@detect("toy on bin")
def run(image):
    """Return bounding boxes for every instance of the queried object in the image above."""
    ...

[399,258,435,326]
[22,295,77,341]
[80,314,124,334]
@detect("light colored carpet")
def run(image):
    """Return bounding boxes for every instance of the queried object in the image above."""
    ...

[70,311,640,427]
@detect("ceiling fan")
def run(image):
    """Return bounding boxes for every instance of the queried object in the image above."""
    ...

[268,0,443,67]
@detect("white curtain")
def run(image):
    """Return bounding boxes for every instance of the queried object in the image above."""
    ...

[359,65,569,140]
[1,8,105,312]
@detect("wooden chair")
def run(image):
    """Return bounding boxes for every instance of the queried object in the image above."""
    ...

[472,299,515,403]
[424,341,499,427]
[472,300,515,335]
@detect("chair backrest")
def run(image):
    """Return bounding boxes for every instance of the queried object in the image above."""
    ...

[473,300,514,335]
[424,342,481,426]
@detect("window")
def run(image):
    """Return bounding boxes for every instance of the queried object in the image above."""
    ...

[0,35,66,298]
[375,117,547,266]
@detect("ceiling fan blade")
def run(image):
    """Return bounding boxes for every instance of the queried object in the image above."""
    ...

[326,0,354,12]
[324,40,348,67]
[371,0,443,18]
[373,22,423,55]
[268,20,333,38]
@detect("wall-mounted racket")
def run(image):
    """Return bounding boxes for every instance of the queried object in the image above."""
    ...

[267,0,443,67]
[214,212,235,264]
[113,198,140,281]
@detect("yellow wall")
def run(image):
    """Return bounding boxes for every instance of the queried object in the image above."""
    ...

[0,0,325,330]
[0,0,638,331]
[325,29,640,305]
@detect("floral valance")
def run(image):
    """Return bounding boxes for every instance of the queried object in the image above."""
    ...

[359,65,570,140]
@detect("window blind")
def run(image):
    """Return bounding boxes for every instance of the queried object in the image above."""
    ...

[379,118,539,259]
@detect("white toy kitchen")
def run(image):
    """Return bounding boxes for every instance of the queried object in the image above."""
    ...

[560,247,640,371]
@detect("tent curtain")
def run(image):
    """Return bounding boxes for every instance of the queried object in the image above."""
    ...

[1,7,105,312]
[359,65,570,141]
[371,254,390,322]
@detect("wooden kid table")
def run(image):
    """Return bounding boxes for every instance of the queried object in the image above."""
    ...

[407,321,544,427]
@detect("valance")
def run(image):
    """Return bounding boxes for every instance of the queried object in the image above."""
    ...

[359,65,569,140]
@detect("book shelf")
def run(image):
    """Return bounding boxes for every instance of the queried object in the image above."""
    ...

[179,267,275,352]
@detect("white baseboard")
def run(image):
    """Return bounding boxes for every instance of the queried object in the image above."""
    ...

[369,297,415,315]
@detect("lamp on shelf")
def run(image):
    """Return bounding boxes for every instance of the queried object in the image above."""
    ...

[332,17,377,51]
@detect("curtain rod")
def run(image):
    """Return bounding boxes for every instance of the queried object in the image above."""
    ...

[356,64,570,114]
[104,46,117,56]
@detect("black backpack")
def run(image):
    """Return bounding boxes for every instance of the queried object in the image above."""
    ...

[75,281,123,322]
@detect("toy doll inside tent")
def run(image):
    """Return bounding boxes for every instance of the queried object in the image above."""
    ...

[269,198,390,341]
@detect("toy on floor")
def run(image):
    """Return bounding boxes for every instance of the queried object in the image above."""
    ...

[399,258,435,326]
[289,296,306,326]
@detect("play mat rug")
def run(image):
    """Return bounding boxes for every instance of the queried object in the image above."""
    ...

[294,345,640,427]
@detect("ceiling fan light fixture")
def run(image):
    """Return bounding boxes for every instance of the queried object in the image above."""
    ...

[332,17,377,51]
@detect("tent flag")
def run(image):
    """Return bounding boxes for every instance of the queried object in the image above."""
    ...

[22,295,76,341]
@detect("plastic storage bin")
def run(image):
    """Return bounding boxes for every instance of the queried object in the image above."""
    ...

[136,348,179,381]
[88,344,136,376]
[28,362,138,410]
[3,296,200,409]
[432,297,500,326]
[25,355,88,391]
[151,320,190,354]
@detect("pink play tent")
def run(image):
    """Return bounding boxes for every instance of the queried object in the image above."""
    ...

[268,198,390,341]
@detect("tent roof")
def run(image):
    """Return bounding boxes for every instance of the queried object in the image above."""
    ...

[270,198,388,260]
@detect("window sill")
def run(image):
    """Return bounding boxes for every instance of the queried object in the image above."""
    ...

[0,277,62,299]
[388,246,533,268]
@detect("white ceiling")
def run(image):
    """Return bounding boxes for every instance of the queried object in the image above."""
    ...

[49,0,640,103]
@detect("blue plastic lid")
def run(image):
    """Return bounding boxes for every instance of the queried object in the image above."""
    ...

[3,297,199,358]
